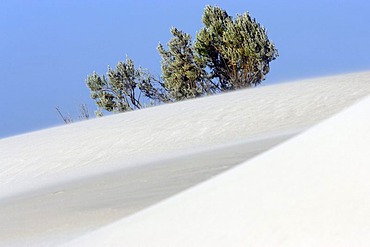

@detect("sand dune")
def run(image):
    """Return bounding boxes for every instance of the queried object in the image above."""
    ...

[0,71,370,246]
[63,94,370,247]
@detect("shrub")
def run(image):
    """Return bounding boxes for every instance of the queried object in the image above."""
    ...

[194,5,278,90]
[86,5,278,113]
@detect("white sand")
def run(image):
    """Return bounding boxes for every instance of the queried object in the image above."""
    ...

[64,94,370,247]
[0,71,370,246]
[0,133,295,246]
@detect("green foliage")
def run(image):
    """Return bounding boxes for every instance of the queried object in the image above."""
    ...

[87,57,163,113]
[158,28,211,101]
[195,5,278,90]
[86,5,278,114]
[86,57,142,112]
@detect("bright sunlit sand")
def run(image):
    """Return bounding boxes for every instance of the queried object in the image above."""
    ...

[1,71,370,246]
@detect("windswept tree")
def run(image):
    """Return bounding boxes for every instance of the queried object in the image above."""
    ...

[87,57,141,112]
[86,5,278,114]
[158,28,212,101]
[195,5,278,90]
[87,57,156,113]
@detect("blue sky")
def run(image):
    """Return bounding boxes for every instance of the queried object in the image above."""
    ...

[1,0,369,138]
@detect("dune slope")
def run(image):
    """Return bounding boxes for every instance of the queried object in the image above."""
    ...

[0,71,370,246]
[1,71,370,199]
[63,94,370,247]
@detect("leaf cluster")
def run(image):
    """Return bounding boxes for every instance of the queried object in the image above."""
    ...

[86,57,169,113]
[194,6,278,90]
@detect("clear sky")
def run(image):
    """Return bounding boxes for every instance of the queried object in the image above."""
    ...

[1,0,369,138]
